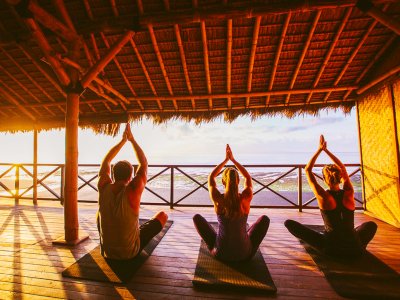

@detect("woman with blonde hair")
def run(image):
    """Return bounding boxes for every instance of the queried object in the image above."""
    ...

[285,135,377,258]
[193,145,270,262]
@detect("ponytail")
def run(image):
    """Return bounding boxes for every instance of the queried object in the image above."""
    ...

[222,168,241,218]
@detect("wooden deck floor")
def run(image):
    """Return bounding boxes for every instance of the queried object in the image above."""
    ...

[0,199,399,300]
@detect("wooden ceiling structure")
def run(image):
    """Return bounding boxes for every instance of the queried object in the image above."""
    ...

[0,0,399,133]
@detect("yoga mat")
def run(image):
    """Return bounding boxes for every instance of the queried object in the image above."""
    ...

[62,219,173,283]
[301,224,400,299]
[192,222,276,293]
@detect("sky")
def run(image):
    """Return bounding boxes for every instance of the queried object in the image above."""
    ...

[0,108,360,165]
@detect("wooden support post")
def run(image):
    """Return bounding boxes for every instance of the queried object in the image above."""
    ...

[63,92,80,243]
[170,167,174,209]
[298,167,302,212]
[15,165,19,205]
[33,129,38,205]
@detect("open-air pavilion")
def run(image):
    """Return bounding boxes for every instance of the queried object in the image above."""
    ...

[0,0,400,299]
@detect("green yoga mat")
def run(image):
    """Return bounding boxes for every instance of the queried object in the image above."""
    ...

[62,220,173,283]
[301,225,400,299]
[192,222,277,294]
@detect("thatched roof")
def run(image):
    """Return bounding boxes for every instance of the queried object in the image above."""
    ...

[0,0,399,134]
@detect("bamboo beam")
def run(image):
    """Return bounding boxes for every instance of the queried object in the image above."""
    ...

[246,16,262,108]
[129,38,160,107]
[81,31,134,88]
[0,86,358,110]
[57,55,123,105]
[343,33,396,100]
[323,4,388,102]
[132,0,391,28]
[100,33,144,109]
[0,85,36,120]
[285,10,321,105]
[0,64,56,116]
[357,64,400,94]
[201,21,212,109]
[109,0,119,17]
[175,24,195,109]
[0,47,59,104]
[267,12,291,106]
[82,0,94,20]
[148,25,174,110]
[17,45,66,98]
[227,18,232,109]
[306,7,352,104]
[356,0,400,35]
[9,0,78,42]
[23,19,70,86]
[33,129,38,205]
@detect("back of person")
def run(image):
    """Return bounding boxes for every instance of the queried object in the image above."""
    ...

[98,184,140,259]
[214,214,252,261]
[320,189,363,257]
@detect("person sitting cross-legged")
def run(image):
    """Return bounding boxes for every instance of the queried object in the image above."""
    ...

[97,123,168,260]
[193,144,270,262]
[285,135,377,258]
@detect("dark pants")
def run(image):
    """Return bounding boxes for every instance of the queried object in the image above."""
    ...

[284,219,377,255]
[192,214,270,258]
[138,218,163,252]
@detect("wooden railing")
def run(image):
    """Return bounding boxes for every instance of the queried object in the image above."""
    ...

[0,163,363,211]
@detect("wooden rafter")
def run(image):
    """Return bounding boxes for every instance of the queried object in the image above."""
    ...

[323,4,389,102]
[57,56,127,105]
[129,38,160,107]
[357,0,400,35]
[164,0,194,109]
[2,97,355,115]
[285,10,321,105]
[1,86,357,110]
[100,33,144,110]
[0,85,37,120]
[227,18,232,109]
[175,24,195,109]
[0,78,44,117]
[148,25,175,110]
[81,31,134,88]
[136,0,165,110]
[306,7,352,104]
[0,47,58,105]
[357,64,400,94]
[343,33,396,100]
[246,16,262,108]
[267,12,291,106]
[106,2,143,110]
[109,0,119,17]
[201,21,212,109]
[24,19,70,86]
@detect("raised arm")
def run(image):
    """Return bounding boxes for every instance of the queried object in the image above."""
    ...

[98,130,127,189]
[227,145,253,201]
[126,124,148,193]
[208,150,229,204]
[305,135,329,204]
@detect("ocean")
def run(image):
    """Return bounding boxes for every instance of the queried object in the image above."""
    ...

[0,152,362,208]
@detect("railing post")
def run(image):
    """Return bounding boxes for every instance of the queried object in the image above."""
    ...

[60,165,65,205]
[298,166,302,212]
[170,167,174,209]
[33,129,38,205]
[15,165,20,205]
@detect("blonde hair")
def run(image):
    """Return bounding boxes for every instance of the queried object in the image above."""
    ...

[221,167,241,218]
[322,164,341,186]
